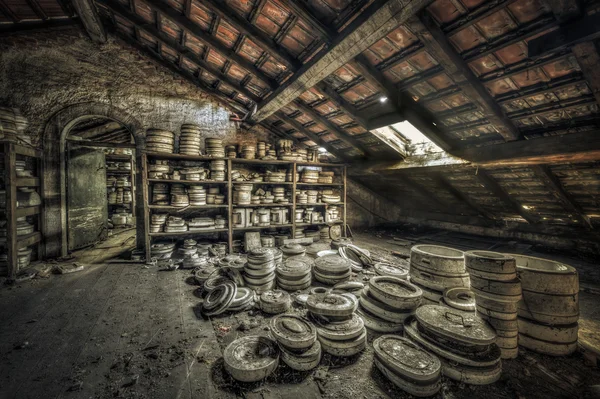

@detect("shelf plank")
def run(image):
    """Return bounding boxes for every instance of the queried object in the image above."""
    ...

[296,162,346,167]
[148,205,228,210]
[16,206,40,218]
[17,231,41,249]
[148,179,227,184]
[296,202,344,206]
[15,177,40,187]
[233,203,293,207]
[231,158,292,165]
[146,152,226,162]
[149,228,229,237]
[296,183,343,186]
[233,224,293,231]
[232,181,293,185]
[105,154,133,161]
[105,169,132,174]
[296,222,343,227]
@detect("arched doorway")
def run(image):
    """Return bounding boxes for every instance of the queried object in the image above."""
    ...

[42,103,144,258]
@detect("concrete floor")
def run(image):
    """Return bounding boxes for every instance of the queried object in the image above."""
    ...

[0,230,599,399]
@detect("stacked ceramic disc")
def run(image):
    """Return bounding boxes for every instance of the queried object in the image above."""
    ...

[150,213,167,233]
[224,336,279,382]
[0,107,18,142]
[308,293,366,357]
[179,124,202,155]
[276,255,313,291]
[512,254,579,356]
[150,242,176,259]
[441,287,476,313]
[146,129,175,153]
[404,305,502,385]
[241,144,256,159]
[270,315,321,371]
[187,185,207,205]
[465,251,521,359]
[245,247,277,292]
[409,245,468,304]
[357,276,422,333]
[151,183,169,204]
[374,262,409,280]
[281,243,305,260]
[205,137,224,157]
[210,160,226,181]
[313,254,351,285]
[301,170,319,183]
[260,289,291,314]
[373,336,441,397]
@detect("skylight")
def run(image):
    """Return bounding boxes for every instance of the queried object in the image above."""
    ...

[370,121,444,157]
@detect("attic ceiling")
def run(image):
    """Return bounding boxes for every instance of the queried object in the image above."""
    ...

[2,0,600,232]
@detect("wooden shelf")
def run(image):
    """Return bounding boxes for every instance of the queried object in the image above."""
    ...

[232,181,293,185]
[149,228,229,237]
[16,206,40,218]
[296,202,344,206]
[231,158,292,165]
[106,169,132,174]
[148,179,227,184]
[296,222,343,227]
[149,205,228,210]
[16,177,40,187]
[233,203,293,207]
[233,224,293,231]
[296,162,345,167]
[106,154,133,161]
[17,231,41,249]
[146,152,226,162]
[296,182,343,186]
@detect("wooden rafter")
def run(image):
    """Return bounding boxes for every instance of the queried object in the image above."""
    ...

[0,0,19,22]
[276,112,346,159]
[475,169,539,224]
[196,0,299,70]
[25,0,48,20]
[71,0,107,43]
[0,17,79,34]
[103,0,260,102]
[278,0,334,40]
[292,101,369,155]
[400,175,453,213]
[411,14,520,142]
[572,42,600,107]
[432,172,496,220]
[249,0,435,123]
[315,82,369,128]
[138,0,278,89]
[530,165,593,229]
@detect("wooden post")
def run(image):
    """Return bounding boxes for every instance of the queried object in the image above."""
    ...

[227,159,233,253]
[343,165,347,238]
[141,153,151,261]
[292,162,297,239]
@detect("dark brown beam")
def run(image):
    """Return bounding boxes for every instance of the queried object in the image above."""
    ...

[0,17,78,35]
[140,0,277,89]
[278,0,335,40]
[197,0,299,70]
[572,42,600,107]
[0,0,18,22]
[25,0,48,20]
[315,82,370,128]
[508,97,597,121]
[293,101,369,155]
[259,121,304,146]
[528,13,600,57]
[66,138,136,148]
[101,0,260,102]
[496,76,586,104]
[412,14,520,141]
[276,112,347,159]
[443,0,520,34]
[480,52,572,84]
[395,66,445,91]
[353,55,455,151]
[530,165,593,229]
[475,169,539,224]
[250,0,435,122]
[71,0,107,43]
[74,121,123,139]
[454,130,600,167]
[432,172,496,220]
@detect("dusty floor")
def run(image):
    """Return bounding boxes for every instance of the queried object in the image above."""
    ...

[1,229,600,399]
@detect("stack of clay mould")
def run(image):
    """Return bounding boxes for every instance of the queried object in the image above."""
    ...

[373,336,441,397]
[511,254,579,356]
[244,247,277,292]
[313,254,352,285]
[146,129,175,153]
[178,124,202,155]
[357,276,422,333]
[305,242,331,258]
[150,242,176,260]
[276,255,313,291]
[224,336,279,382]
[374,262,409,280]
[404,305,502,385]
[441,287,476,313]
[307,292,366,357]
[465,251,521,359]
[270,315,321,371]
[281,243,305,260]
[260,289,291,314]
[409,245,468,304]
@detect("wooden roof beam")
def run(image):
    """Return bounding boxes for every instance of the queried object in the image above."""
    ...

[276,112,347,159]
[71,0,106,43]
[475,169,539,224]
[410,14,520,142]
[530,165,593,230]
[196,0,300,70]
[102,0,260,102]
[74,121,123,139]
[25,0,48,21]
[572,42,600,108]
[432,172,496,220]
[293,101,370,156]
[138,0,278,89]
[249,0,436,123]
[278,0,335,40]
[315,82,370,128]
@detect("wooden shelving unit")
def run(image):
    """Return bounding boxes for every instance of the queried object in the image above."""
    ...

[142,152,346,259]
[0,142,43,279]
[106,152,136,221]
